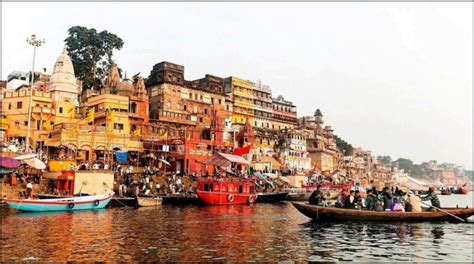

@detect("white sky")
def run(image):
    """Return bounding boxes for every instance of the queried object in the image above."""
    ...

[2,2,472,169]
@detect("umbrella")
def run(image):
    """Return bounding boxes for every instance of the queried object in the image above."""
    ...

[24,158,46,170]
[14,154,37,160]
[0,156,21,169]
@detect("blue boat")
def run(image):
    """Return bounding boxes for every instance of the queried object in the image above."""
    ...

[5,192,114,212]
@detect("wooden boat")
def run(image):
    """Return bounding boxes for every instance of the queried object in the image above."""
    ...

[256,191,288,203]
[292,202,474,222]
[441,189,452,195]
[161,194,202,205]
[108,197,139,208]
[6,193,114,212]
[137,196,163,207]
[196,178,257,205]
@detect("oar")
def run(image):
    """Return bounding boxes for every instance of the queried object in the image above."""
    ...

[419,200,465,222]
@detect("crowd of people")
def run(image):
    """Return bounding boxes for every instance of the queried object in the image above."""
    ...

[117,168,196,198]
[309,185,441,212]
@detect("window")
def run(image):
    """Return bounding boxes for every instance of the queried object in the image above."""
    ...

[199,117,203,122]
[184,105,187,111]
[114,123,124,130]
[189,93,193,99]
[24,121,28,126]
[218,99,222,105]
[8,103,11,110]
[17,102,22,109]
[204,108,208,115]
[59,107,63,113]
[211,98,214,104]
[15,121,19,126]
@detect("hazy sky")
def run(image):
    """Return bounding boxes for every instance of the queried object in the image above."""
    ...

[2,3,472,169]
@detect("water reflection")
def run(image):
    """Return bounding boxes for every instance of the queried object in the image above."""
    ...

[1,202,473,262]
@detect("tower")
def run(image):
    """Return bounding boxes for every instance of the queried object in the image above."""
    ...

[238,118,254,147]
[47,47,80,104]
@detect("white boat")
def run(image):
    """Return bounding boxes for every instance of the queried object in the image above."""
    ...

[137,196,163,207]
[6,193,114,212]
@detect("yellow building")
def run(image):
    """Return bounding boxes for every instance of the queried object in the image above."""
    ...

[224,76,255,127]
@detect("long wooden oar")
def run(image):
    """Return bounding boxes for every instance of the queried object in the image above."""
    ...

[419,200,465,222]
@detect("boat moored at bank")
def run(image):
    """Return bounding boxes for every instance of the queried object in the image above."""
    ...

[6,193,114,212]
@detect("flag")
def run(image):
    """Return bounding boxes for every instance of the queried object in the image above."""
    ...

[80,107,95,124]
[162,131,168,140]
[43,121,52,131]
[67,105,75,118]
[132,128,141,137]
[234,145,252,155]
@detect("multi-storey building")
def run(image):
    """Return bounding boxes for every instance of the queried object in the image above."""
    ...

[272,95,297,130]
[280,128,311,171]
[224,76,255,127]
[252,80,273,129]
[145,61,233,174]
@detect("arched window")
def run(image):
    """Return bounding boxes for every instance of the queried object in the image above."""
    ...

[130,102,137,113]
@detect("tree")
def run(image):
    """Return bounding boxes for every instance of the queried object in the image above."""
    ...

[65,26,124,89]
[377,155,392,165]
[334,134,353,156]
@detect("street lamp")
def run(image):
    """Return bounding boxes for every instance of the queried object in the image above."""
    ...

[25,34,45,153]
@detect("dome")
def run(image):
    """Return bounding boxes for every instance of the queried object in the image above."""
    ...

[115,79,135,96]
[48,47,78,94]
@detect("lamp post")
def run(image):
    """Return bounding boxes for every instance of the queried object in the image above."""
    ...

[25,34,45,153]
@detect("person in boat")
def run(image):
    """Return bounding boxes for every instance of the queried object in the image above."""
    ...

[391,198,405,212]
[420,187,440,211]
[26,181,33,198]
[364,189,377,211]
[405,191,422,212]
[382,187,393,211]
[354,190,363,209]
[335,189,347,208]
[187,184,194,195]
[309,185,325,206]
[344,190,356,209]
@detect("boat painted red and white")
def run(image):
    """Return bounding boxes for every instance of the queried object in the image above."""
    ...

[196,178,257,205]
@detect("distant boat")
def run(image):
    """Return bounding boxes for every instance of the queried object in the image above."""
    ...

[256,191,288,203]
[137,196,163,207]
[6,193,114,212]
[292,202,474,222]
[455,185,469,195]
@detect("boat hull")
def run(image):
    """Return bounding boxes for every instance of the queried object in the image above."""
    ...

[292,202,474,222]
[6,193,114,212]
[256,192,288,203]
[197,190,256,205]
[137,197,163,207]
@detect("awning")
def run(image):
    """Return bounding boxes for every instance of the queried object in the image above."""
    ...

[14,154,37,160]
[24,158,46,170]
[206,152,251,167]
[0,156,21,169]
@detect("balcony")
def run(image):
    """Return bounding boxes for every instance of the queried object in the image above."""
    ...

[157,109,196,125]
[32,106,55,115]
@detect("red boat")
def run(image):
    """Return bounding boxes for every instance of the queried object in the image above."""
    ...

[197,178,257,205]
[196,152,256,205]
[456,184,469,195]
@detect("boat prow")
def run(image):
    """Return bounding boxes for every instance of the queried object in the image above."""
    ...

[291,202,474,222]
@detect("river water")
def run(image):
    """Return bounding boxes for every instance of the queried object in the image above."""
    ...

[1,193,473,262]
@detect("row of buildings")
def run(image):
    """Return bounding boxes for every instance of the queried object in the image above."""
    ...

[1,47,393,184]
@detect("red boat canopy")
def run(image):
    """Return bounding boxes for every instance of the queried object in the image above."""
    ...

[206,152,251,167]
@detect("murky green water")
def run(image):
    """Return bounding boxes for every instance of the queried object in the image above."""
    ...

[1,194,473,262]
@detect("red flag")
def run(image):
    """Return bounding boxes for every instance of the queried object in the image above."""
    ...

[234,145,251,155]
